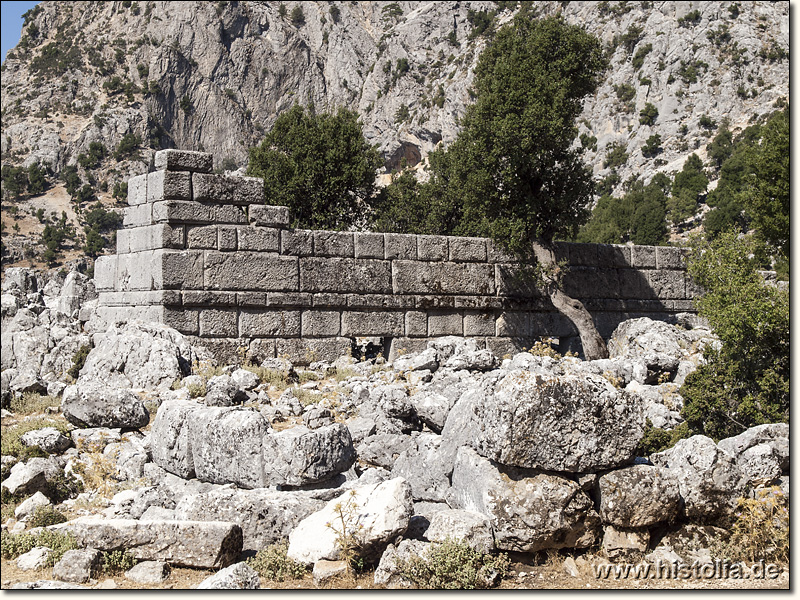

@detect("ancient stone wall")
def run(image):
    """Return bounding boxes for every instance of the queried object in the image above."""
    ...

[94,150,700,363]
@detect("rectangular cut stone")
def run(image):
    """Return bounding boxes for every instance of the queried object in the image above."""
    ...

[238,227,280,252]
[417,235,448,261]
[301,311,341,336]
[630,245,657,269]
[187,226,218,249]
[347,294,409,308]
[648,270,686,299]
[312,293,348,307]
[486,239,515,263]
[218,226,237,251]
[237,292,267,307]
[250,205,290,228]
[530,312,575,337]
[275,338,352,366]
[497,312,530,337]
[314,231,354,257]
[205,252,298,291]
[656,246,686,270]
[154,149,213,173]
[119,224,184,253]
[454,296,504,310]
[281,229,314,256]
[385,233,417,260]
[200,309,238,336]
[685,276,704,299]
[182,291,237,306]
[415,295,455,309]
[341,310,404,336]
[563,267,620,300]
[161,307,200,335]
[99,291,180,307]
[566,243,598,267]
[392,261,495,296]
[464,311,496,336]
[619,269,646,299]
[495,264,541,297]
[355,232,384,259]
[94,256,118,292]
[148,170,191,202]
[671,299,696,311]
[240,310,301,337]
[300,258,392,294]
[127,173,148,206]
[449,237,486,262]
[155,250,204,290]
[152,201,248,225]
[405,311,427,336]
[598,244,631,268]
[428,310,463,336]
[192,173,264,205]
[115,251,156,291]
[266,292,312,307]
[123,203,153,228]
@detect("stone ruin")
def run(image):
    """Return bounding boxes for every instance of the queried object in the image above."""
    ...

[94,149,700,363]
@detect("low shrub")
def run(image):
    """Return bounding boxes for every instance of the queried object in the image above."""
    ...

[10,392,60,415]
[395,538,510,589]
[715,486,788,564]
[68,344,92,380]
[0,530,78,566]
[0,417,71,458]
[28,504,68,528]
[100,549,137,574]
[246,541,307,581]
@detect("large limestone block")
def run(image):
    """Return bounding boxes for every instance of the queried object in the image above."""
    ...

[287,478,413,565]
[392,261,495,295]
[197,562,261,589]
[204,251,298,291]
[449,447,600,552]
[299,257,392,294]
[154,149,213,173]
[262,423,356,487]
[150,400,200,478]
[62,381,149,429]
[175,487,325,552]
[442,371,644,473]
[193,173,264,204]
[718,423,789,482]
[597,465,681,528]
[50,518,242,569]
[189,406,271,488]
[424,509,494,553]
[651,436,746,520]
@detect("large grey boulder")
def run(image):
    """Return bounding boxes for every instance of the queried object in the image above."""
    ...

[175,487,325,552]
[62,381,149,429]
[449,446,600,553]
[52,548,101,583]
[197,562,260,589]
[1,457,63,498]
[16,547,52,571]
[150,400,198,478]
[78,321,192,391]
[125,561,170,584]
[651,436,746,520]
[262,423,356,487]
[390,433,450,502]
[20,427,72,454]
[287,478,413,565]
[57,271,97,319]
[50,518,242,568]
[356,432,415,470]
[15,491,52,521]
[442,371,644,473]
[373,539,430,588]
[424,509,494,553]
[718,423,789,483]
[205,374,248,406]
[597,465,682,528]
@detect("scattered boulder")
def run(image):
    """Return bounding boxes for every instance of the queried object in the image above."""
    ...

[20,427,71,454]
[373,539,429,588]
[424,509,494,554]
[62,381,149,429]
[50,518,243,569]
[52,548,101,584]
[1,457,63,498]
[390,433,450,502]
[448,446,600,552]
[150,400,198,479]
[11,580,88,589]
[205,374,248,406]
[14,491,52,521]
[197,562,260,589]
[603,525,650,562]
[651,436,746,520]
[313,560,348,586]
[287,478,413,565]
[125,561,170,584]
[597,465,682,528]
[718,423,789,483]
[16,547,52,571]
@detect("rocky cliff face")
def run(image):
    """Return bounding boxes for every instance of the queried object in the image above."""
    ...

[0,1,789,192]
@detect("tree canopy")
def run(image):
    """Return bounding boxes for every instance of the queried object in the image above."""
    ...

[247,105,382,230]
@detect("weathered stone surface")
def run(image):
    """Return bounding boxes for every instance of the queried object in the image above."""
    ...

[355,232,384,259]
[651,436,746,520]
[314,231,354,257]
[16,547,52,571]
[341,310,404,336]
[127,173,148,205]
[392,261,495,295]
[262,423,356,487]
[148,170,191,202]
[197,562,260,589]
[20,427,71,454]
[189,406,270,488]
[51,518,242,568]
[155,149,213,173]
[313,559,348,586]
[448,237,486,262]
[424,509,494,553]
[385,233,417,260]
[150,400,198,479]
[62,381,149,429]
[52,549,101,583]
[15,491,52,521]
[287,478,413,565]
[237,226,279,252]
[718,423,789,482]
[250,204,290,227]
[175,487,324,552]
[124,561,170,584]
[416,236,448,261]
[441,371,643,473]
[10,581,88,589]
[373,539,429,588]
[300,258,392,294]
[603,525,650,562]
[205,252,298,291]
[597,465,682,528]
[193,173,264,204]
[449,446,600,552]
[390,433,449,502]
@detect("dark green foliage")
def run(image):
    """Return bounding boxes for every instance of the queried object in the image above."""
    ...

[635,420,692,456]
[85,201,122,230]
[728,3,740,18]
[74,184,97,205]
[677,9,702,27]
[28,505,68,528]
[83,228,106,257]
[467,8,496,39]
[638,102,658,126]
[27,163,48,195]
[614,24,644,54]
[68,344,92,380]
[372,170,430,233]
[114,133,142,161]
[247,105,382,230]
[667,153,706,223]
[603,142,628,169]
[417,15,607,251]
[631,42,652,69]
[100,550,137,575]
[61,165,82,197]
[1,165,29,200]
[680,232,789,441]
[707,125,733,169]
[677,59,708,84]
[395,103,410,123]
[77,142,108,170]
[329,5,341,23]
[641,133,662,157]
[290,5,305,26]
[613,83,635,103]
[112,182,128,202]
[29,37,83,77]
[278,3,287,18]
[698,114,716,130]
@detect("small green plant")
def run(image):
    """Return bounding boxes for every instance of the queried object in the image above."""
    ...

[0,530,78,566]
[334,366,359,382]
[244,366,290,390]
[68,344,92,380]
[394,538,510,589]
[293,388,319,407]
[246,540,307,581]
[185,382,207,398]
[527,338,561,359]
[635,420,692,456]
[326,490,365,571]
[28,504,68,528]
[715,487,788,564]
[639,102,658,126]
[100,549,137,574]
[10,392,60,415]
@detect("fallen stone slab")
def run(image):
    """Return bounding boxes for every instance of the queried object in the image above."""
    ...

[125,561,170,584]
[52,548,101,584]
[62,381,149,429]
[313,560,348,586]
[197,562,260,589]
[49,518,242,569]
[20,427,71,454]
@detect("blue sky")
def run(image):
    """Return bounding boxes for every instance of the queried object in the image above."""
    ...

[2,1,40,63]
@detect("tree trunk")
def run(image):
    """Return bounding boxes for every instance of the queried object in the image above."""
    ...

[532,241,609,360]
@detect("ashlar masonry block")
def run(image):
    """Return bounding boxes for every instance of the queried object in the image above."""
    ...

[147,170,192,202]
[392,261,495,296]
[155,250,205,290]
[193,173,264,205]
[301,310,341,336]
[405,310,428,336]
[355,232,384,259]
[127,173,148,206]
[218,226,238,251]
[281,229,314,256]
[300,258,392,294]
[238,227,280,252]
[341,310,404,336]
[314,231,354,257]
[187,226,218,249]
[417,235,448,261]
[428,310,463,336]
[200,309,239,337]
[385,233,417,260]
[117,224,184,253]
[240,309,301,337]
[152,201,248,225]
[154,149,214,173]
[123,203,153,228]
[464,311,496,336]
[448,237,486,262]
[205,251,299,291]
[250,205,290,228]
